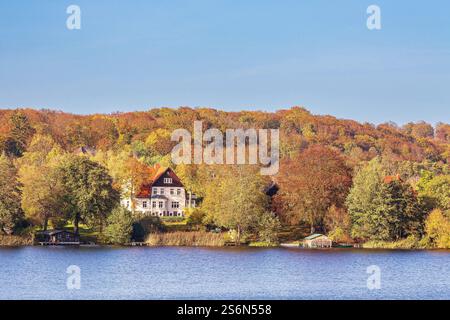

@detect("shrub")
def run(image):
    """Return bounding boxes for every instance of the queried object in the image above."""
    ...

[186,208,206,228]
[132,216,164,242]
[104,206,133,245]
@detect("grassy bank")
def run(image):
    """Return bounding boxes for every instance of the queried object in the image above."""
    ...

[362,236,425,249]
[248,241,279,247]
[146,231,225,246]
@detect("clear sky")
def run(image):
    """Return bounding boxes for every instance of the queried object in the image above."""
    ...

[0,0,449,124]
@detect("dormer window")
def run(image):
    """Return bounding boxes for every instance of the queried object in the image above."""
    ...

[164,178,172,184]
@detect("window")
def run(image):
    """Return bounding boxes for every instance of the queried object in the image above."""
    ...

[171,201,180,209]
[152,201,156,208]
[170,189,174,195]
[173,211,177,216]
[177,189,181,195]
[153,188,158,195]
[160,188,165,195]
[159,201,163,208]
[126,201,130,208]
[142,201,147,208]
[164,178,172,184]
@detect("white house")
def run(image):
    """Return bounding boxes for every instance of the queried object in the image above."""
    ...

[121,166,196,217]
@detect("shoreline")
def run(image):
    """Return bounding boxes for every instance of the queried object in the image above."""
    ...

[1,243,449,251]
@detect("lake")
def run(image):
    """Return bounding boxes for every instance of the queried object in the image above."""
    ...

[0,246,449,300]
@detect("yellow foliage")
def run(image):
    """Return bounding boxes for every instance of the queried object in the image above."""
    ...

[425,209,450,249]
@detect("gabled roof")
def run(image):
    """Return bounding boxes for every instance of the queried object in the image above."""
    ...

[152,165,170,183]
[135,165,184,198]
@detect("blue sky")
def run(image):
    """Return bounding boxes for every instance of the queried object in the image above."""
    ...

[0,0,449,124]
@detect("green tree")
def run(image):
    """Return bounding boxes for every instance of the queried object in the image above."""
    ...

[0,153,23,234]
[104,206,134,244]
[347,158,424,241]
[417,171,450,212]
[59,155,120,234]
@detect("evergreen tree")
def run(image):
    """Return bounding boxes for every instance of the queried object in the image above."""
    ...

[347,158,424,241]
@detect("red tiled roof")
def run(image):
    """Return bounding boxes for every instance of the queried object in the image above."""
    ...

[135,165,174,198]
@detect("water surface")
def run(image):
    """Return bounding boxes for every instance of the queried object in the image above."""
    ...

[0,247,449,299]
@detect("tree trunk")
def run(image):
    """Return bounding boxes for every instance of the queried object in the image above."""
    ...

[310,224,315,234]
[236,226,241,246]
[43,218,48,231]
[74,215,79,235]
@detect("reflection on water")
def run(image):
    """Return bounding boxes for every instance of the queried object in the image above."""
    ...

[0,246,449,299]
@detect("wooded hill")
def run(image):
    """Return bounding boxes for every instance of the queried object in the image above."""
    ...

[0,106,449,248]
[1,106,449,166]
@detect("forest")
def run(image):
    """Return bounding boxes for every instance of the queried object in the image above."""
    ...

[0,106,449,248]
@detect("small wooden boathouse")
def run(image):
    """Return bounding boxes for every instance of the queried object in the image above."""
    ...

[36,230,80,245]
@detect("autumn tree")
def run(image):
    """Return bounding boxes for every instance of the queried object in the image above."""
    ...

[0,153,23,234]
[100,149,153,212]
[202,165,272,245]
[403,121,434,139]
[4,111,34,157]
[145,128,175,158]
[422,209,450,249]
[18,134,66,230]
[325,205,352,243]
[274,145,352,234]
